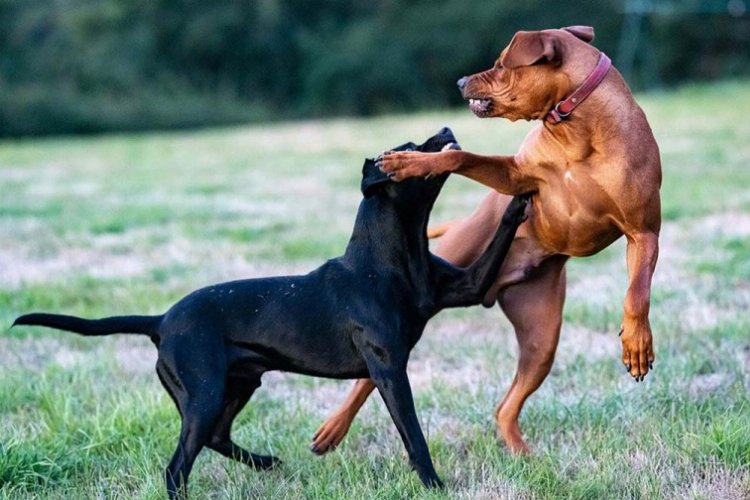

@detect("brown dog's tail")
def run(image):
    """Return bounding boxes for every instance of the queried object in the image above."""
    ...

[13,313,162,338]
[426,221,456,239]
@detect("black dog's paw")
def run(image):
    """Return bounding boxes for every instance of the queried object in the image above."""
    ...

[502,194,532,225]
[422,474,445,489]
[414,466,444,489]
[251,453,282,470]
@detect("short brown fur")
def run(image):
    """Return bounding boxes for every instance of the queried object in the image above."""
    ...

[313,26,661,456]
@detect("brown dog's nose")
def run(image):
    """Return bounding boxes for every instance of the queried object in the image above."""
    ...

[457,77,468,91]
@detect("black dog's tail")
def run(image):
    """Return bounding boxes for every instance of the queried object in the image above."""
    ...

[13,313,162,338]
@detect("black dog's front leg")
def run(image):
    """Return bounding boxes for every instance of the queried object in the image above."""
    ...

[435,194,530,308]
[356,336,443,488]
[374,369,443,488]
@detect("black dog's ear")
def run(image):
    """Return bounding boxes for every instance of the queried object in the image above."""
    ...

[417,127,460,152]
[361,159,391,198]
[391,141,418,153]
[360,130,462,197]
[360,142,417,198]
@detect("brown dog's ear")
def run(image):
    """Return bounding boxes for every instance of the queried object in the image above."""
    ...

[562,26,595,43]
[500,31,559,69]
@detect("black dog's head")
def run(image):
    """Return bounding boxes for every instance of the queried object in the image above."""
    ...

[361,127,460,208]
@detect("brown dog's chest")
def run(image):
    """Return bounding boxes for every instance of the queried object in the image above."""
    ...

[525,163,625,257]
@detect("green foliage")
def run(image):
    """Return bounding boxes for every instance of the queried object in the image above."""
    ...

[1,0,748,136]
[695,237,750,282]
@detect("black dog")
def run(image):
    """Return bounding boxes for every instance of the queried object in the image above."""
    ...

[14,128,529,497]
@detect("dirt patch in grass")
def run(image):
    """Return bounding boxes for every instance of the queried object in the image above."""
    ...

[452,479,533,500]
[688,373,734,400]
[0,219,319,289]
[691,211,750,238]
[681,461,750,500]
[738,345,750,369]
[0,335,157,374]
[556,325,619,364]
[0,337,67,371]
[0,223,155,287]
[0,245,149,287]
[113,338,158,374]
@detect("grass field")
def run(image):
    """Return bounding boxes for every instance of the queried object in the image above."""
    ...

[2,80,750,499]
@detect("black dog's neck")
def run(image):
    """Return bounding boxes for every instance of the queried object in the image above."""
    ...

[343,197,431,273]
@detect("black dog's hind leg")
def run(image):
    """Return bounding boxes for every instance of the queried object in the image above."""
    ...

[357,337,443,488]
[164,383,225,499]
[156,339,227,500]
[207,375,280,470]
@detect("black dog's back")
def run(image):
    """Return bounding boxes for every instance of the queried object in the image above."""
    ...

[161,266,373,379]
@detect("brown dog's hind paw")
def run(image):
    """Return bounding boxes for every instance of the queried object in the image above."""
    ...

[309,442,335,455]
[310,414,352,455]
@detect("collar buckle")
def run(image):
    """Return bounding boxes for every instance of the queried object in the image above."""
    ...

[544,52,611,125]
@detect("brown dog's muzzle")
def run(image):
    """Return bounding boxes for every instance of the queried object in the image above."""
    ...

[458,72,495,117]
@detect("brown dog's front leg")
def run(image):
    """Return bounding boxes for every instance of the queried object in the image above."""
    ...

[375,150,461,181]
[377,150,534,195]
[621,231,659,381]
[311,378,375,454]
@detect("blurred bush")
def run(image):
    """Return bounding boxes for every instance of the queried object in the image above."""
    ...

[0,0,747,137]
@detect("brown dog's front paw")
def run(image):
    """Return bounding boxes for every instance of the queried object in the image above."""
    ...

[376,151,434,181]
[620,325,655,382]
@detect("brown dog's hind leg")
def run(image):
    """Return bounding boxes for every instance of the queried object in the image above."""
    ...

[426,220,455,239]
[311,378,375,454]
[310,191,510,455]
[495,255,567,455]
[433,190,509,266]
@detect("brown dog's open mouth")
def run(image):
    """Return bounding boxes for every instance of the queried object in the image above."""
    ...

[468,98,493,116]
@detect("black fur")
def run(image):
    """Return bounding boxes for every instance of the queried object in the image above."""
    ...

[14,127,529,497]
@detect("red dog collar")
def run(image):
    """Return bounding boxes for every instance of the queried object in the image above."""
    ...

[546,52,611,124]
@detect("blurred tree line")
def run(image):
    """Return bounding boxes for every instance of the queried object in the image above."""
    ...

[1,0,748,137]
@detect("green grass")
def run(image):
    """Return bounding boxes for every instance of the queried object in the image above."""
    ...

[2,80,750,499]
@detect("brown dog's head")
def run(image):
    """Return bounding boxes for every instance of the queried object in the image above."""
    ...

[458,26,598,121]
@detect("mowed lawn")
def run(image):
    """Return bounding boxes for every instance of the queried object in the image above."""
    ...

[2,81,750,500]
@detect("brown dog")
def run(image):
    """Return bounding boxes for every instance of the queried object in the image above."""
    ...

[312,26,661,456]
